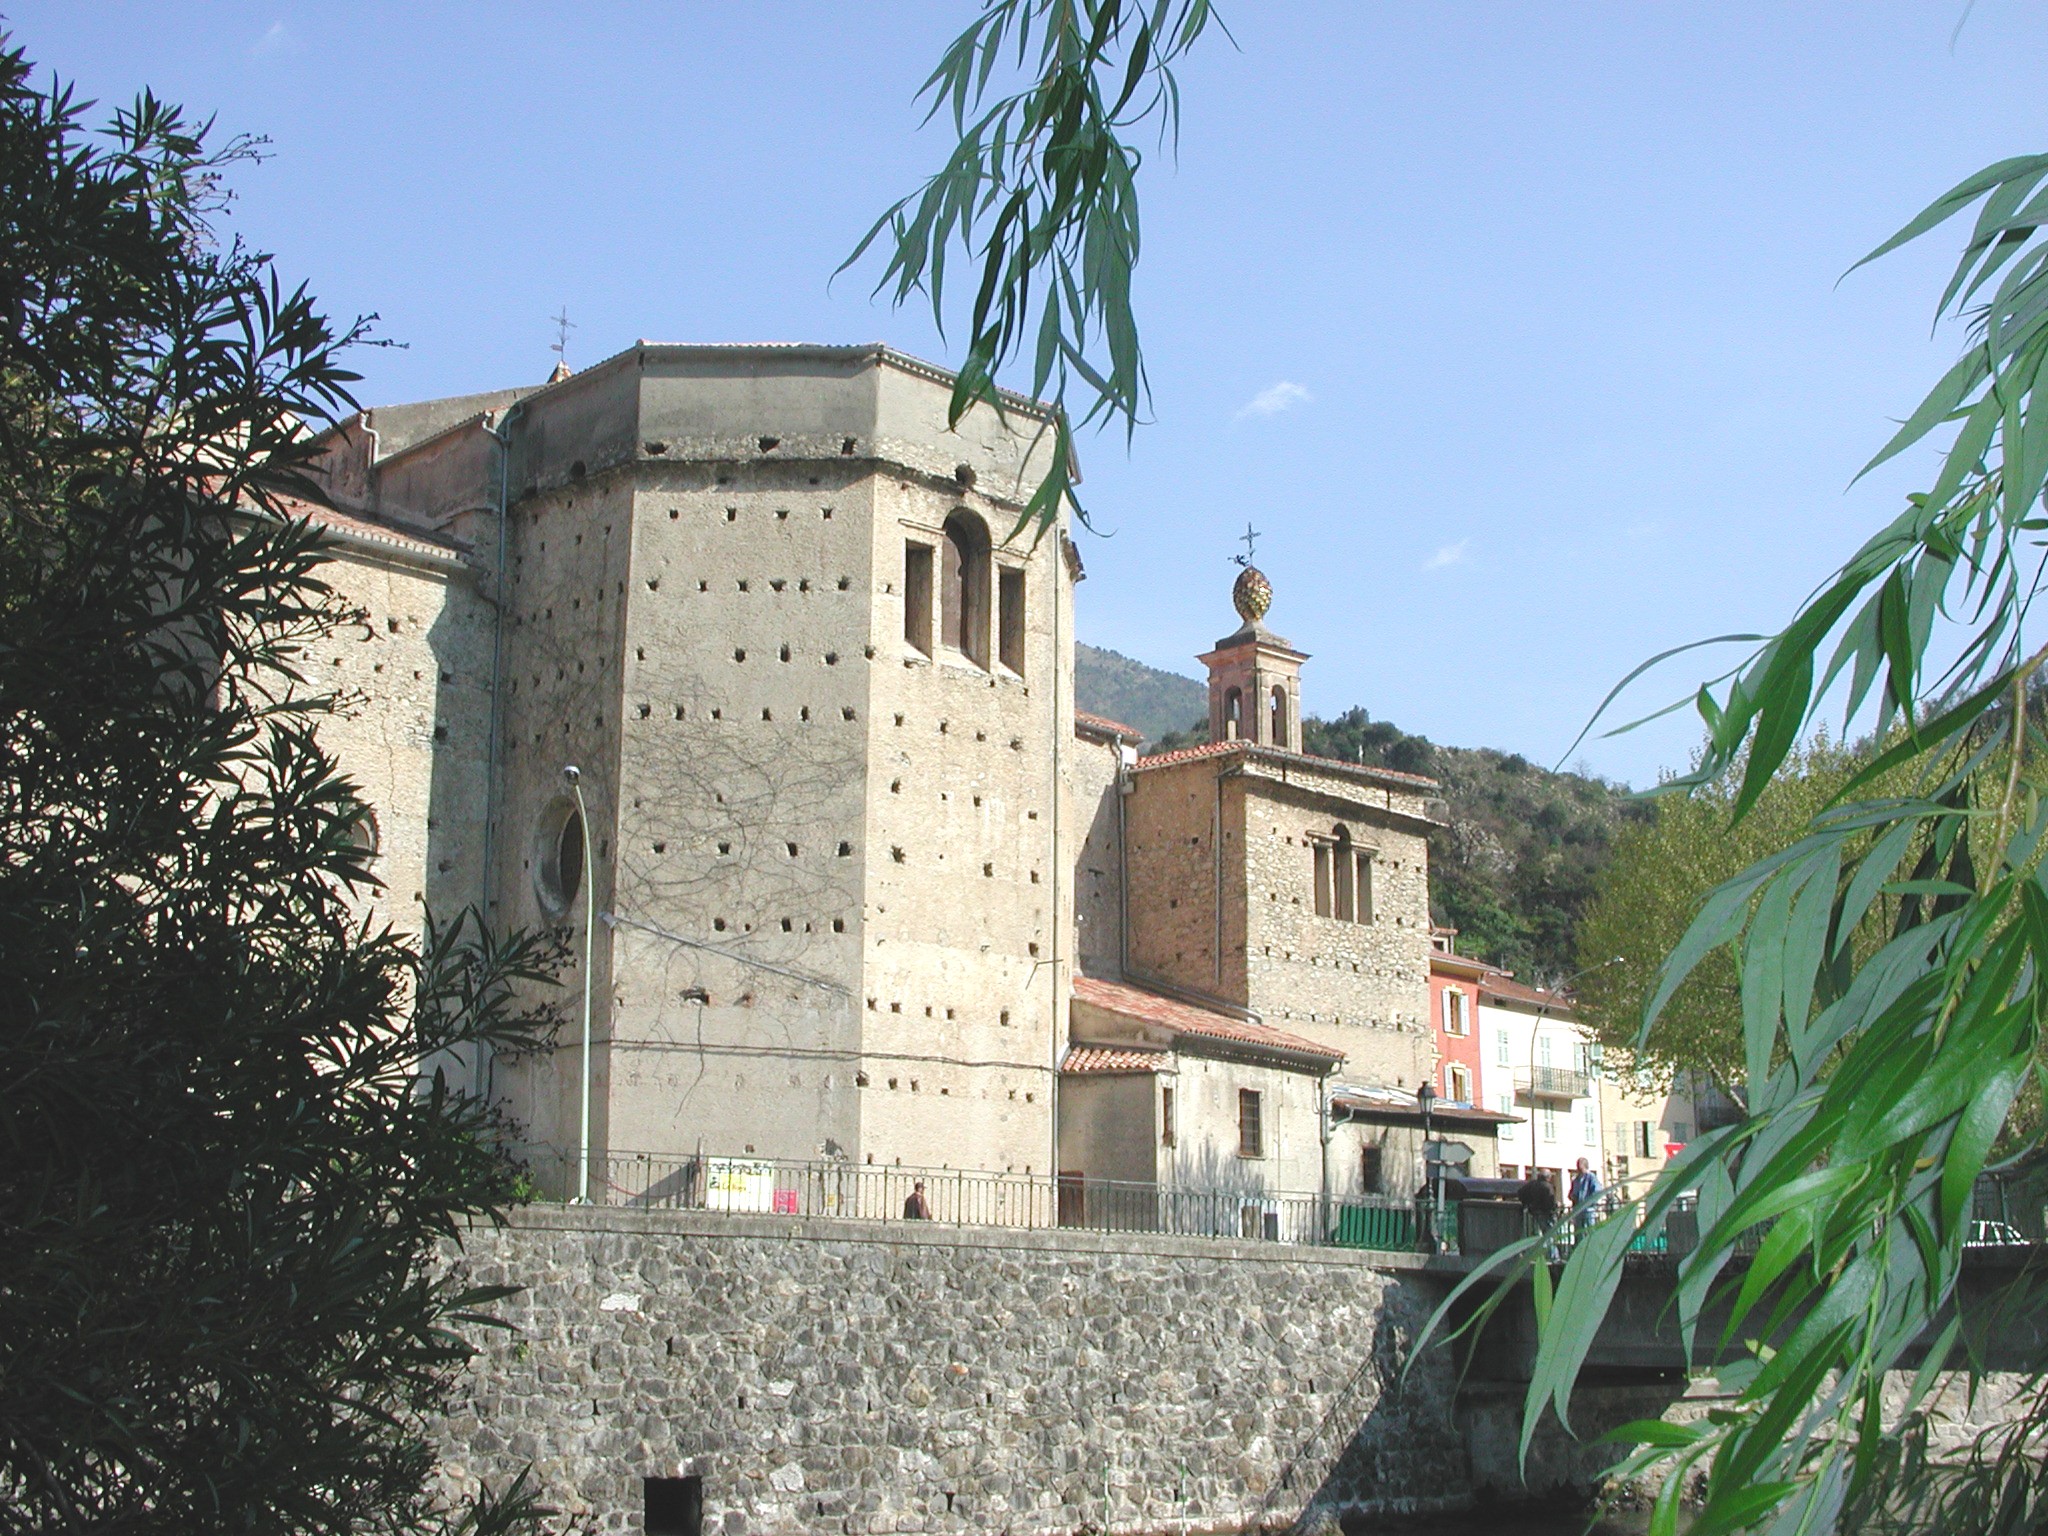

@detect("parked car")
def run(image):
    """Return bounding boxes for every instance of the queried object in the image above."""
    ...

[1966,1219,2029,1248]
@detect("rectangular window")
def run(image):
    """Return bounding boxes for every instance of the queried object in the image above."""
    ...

[1313,843,1332,918]
[1444,989,1467,1035]
[1161,1086,1175,1148]
[1237,1089,1263,1158]
[1538,1034,1553,1068]
[998,566,1026,674]
[1539,1106,1558,1142]
[1496,1029,1510,1067]
[1499,1093,1515,1117]
[1449,1064,1472,1102]
[1356,853,1374,923]
[904,541,933,654]
[1583,1102,1598,1145]
[645,1476,703,1536]
[1500,1163,1520,1181]
[1360,1143,1384,1194]
[1634,1121,1653,1158]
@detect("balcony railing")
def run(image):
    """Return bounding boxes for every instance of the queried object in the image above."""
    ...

[512,1146,1432,1252]
[1514,1065,1591,1100]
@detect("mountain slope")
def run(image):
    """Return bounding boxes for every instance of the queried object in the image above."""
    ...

[1074,643,1206,743]
[1071,646,1643,979]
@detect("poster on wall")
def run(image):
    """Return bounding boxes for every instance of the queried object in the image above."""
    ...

[706,1157,777,1212]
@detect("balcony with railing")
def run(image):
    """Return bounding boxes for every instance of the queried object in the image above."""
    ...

[1514,1064,1591,1101]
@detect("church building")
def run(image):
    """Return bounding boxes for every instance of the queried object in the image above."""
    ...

[292,341,1501,1218]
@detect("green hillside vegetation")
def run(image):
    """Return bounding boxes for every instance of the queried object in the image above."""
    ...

[1075,647,1642,979]
[1074,643,1206,743]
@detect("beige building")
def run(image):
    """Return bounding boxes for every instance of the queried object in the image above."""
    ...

[1056,566,1447,1208]
[294,340,1448,1216]
[301,344,1075,1188]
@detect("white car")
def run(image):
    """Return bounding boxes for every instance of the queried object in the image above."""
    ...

[1966,1219,2029,1248]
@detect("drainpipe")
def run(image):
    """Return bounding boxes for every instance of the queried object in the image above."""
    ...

[565,763,595,1204]
[477,402,524,1103]
[1318,1068,1332,1242]
[1115,737,1130,979]
[1049,532,1065,1181]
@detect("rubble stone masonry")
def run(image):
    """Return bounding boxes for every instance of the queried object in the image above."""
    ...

[433,1206,1472,1536]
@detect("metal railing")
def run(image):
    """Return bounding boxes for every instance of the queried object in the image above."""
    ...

[1514,1065,1592,1100]
[513,1147,1431,1252]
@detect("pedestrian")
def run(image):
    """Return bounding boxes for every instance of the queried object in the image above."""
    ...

[1564,1163,1597,1245]
[1569,1158,1602,1233]
[903,1180,930,1220]
[1517,1170,1557,1226]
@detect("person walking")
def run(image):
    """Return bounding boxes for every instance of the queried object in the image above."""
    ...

[1569,1158,1602,1240]
[902,1180,931,1220]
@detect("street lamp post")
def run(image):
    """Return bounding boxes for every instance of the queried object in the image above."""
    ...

[564,765,595,1206]
[1416,1079,1438,1254]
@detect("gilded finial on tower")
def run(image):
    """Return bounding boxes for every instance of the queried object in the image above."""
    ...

[1229,521,1271,624]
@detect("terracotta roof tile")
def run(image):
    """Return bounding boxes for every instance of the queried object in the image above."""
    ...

[1074,710,1144,743]
[273,495,470,560]
[1072,975,1344,1065]
[1478,974,1575,1012]
[1130,739,1439,792]
[1060,1044,1168,1074]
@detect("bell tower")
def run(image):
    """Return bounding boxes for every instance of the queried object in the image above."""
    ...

[1199,534,1308,751]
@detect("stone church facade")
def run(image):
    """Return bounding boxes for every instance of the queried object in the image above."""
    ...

[296,342,1495,1211]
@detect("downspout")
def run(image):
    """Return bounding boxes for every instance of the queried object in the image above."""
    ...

[477,401,523,1102]
[1050,531,1066,1181]
[1318,1067,1332,1242]
[1115,739,1130,979]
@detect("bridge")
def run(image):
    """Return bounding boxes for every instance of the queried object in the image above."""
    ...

[1432,1243,2048,1384]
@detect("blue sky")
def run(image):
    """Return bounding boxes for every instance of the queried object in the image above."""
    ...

[15,2,2048,783]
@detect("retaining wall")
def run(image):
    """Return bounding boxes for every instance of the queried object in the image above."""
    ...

[434,1207,1515,1535]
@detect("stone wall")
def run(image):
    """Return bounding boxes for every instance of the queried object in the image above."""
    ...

[1235,761,1435,1093]
[434,1206,1477,1536]
[309,540,493,936]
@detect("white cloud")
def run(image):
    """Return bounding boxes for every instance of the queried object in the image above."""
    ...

[1235,380,1312,420]
[1423,539,1470,572]
[249,20,292,56]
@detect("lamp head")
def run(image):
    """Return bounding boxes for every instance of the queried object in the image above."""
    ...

[1416,1081,1437,1111]
[562,764,581,786]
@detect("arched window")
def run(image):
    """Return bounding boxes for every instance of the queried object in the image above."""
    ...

[1270,684,1289,749]
[1223,687,1243,739]
[347,807,380,859]
[1332,823,1355,922]
[941,511,990,667]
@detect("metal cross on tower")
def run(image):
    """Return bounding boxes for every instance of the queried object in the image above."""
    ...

[1231,521,1261,568]
[550,306,576,367]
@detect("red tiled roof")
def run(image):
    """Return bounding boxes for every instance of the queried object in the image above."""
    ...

[1061,1044,1168,1074]
[1072,975,1344,1065]
[1074,710,1144,743]
[1478,974,1574,1013]
[1130,738,1439,792]
[274,494,470,561]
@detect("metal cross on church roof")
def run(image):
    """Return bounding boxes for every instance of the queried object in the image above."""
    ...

[550,306,576,367]
[1231,521,1261,568]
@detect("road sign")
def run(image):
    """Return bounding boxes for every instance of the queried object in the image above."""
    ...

[1425,1139,1473,1165]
